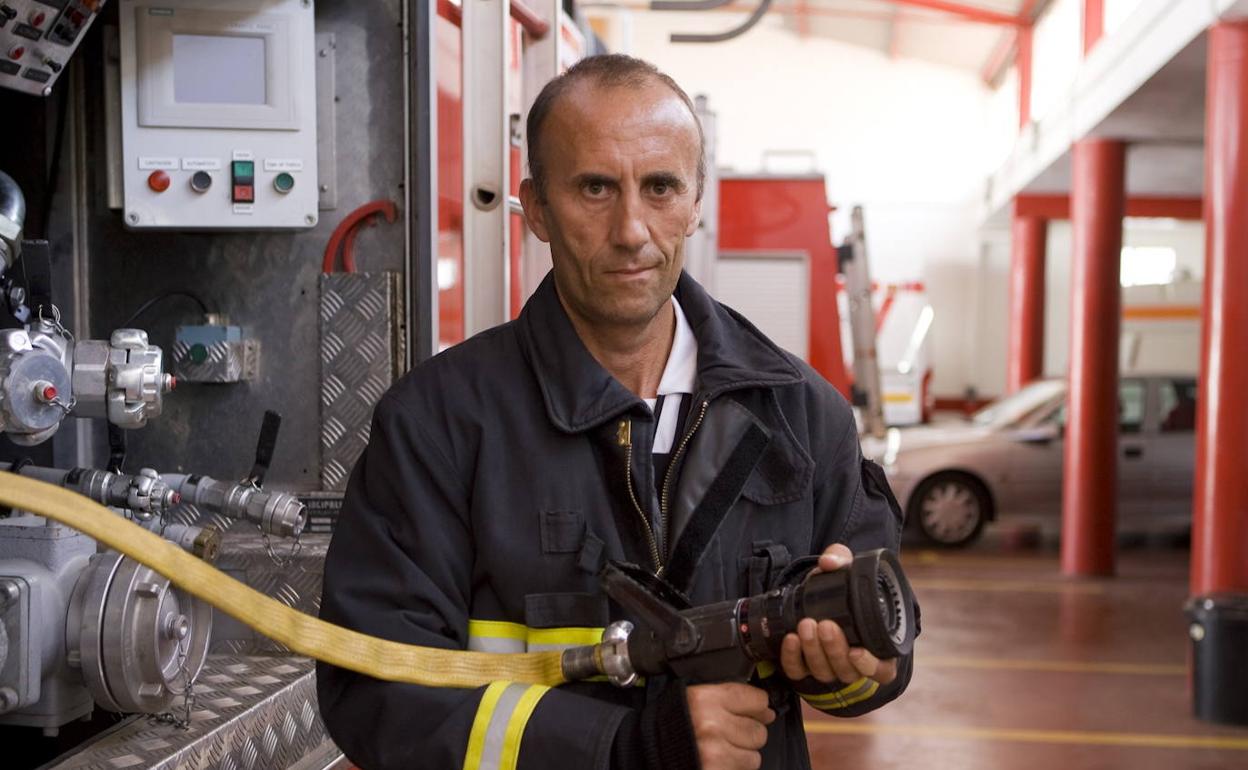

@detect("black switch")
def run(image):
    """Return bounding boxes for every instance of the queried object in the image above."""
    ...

[0,60,19,76]
[13,22,42,40]
[0,6,17,21]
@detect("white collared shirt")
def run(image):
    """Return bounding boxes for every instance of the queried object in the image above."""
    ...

[644,295,698,454]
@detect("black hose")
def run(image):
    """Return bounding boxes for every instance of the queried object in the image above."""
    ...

[119,291,212,329]
[670,0,773,43]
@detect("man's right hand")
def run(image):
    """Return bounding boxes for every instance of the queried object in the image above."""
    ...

[686,682,775,770]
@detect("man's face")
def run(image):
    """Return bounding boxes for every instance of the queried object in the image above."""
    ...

[521,80,703,331]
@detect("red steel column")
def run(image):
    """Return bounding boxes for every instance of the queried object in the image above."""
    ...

[1062,138,1125,577]
[1083,0,1104,55]
[1007,211,1047,392]
[1193,24,1248,596]
[1018,26,1034,128]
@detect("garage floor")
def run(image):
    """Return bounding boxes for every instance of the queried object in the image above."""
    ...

[805,541,1248,770]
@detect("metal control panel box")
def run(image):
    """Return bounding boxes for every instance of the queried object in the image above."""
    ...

[0,0,106,96]
[118,0,318,229]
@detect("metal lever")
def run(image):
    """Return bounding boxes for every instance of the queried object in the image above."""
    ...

[107,423,126,473]
[245,410,282,487]
[601,563,701,657]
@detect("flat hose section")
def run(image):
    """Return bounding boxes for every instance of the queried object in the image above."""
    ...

[0,474,570,689]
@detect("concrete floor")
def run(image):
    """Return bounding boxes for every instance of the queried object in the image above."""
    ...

[805,542,1248,770]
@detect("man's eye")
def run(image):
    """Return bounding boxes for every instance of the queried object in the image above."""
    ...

[652,183,670,196]
[585,182,607,197]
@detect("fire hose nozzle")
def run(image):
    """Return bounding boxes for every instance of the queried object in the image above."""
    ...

[568,550,916,688]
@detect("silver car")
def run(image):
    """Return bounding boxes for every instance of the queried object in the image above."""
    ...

[864,375,1198,547]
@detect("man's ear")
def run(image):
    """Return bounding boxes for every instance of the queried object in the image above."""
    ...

[685,196,703,238]
[519,179,551,243]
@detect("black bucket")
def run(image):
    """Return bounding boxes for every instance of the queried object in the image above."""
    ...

[1185,593,1248,726]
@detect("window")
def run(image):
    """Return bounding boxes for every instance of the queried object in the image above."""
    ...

[1119,380,1145,433]
[1120,246,1177,287]
[1044,382,1144,433]
[1158,379,1198,433]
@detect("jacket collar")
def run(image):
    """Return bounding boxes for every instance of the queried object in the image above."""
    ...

[519,271,803,434]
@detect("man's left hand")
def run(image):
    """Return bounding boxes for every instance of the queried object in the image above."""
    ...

[778,544,899,687]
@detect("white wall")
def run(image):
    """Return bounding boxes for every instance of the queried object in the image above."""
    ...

[1030,0,1081,124]
[599,10,996,397]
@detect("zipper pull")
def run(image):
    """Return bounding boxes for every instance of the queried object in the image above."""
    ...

[616,419,631,448]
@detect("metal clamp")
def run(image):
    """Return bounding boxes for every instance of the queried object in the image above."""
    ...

[600,620,638,688]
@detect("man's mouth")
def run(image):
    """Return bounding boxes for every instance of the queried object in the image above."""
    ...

[608,265,658,276]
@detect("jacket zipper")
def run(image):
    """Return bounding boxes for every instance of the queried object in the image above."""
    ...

[618,419,663,574]
[616,398,711,577]
[659,399,710,548]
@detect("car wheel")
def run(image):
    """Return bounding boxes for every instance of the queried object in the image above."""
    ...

[909,472,990,547]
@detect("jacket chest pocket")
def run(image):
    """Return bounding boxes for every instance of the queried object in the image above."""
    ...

[538,509,608,576]
[523,514,610,649]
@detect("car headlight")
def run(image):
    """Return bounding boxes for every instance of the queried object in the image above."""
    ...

[882,427,902,469]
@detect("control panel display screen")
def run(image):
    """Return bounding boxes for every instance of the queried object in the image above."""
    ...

[172,34,266,105]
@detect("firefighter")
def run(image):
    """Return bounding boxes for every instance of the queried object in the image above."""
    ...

[317,54,912,770]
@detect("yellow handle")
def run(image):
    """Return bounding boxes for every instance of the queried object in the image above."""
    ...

[0,473,567,689]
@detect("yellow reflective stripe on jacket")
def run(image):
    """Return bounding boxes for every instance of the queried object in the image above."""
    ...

[467,619,604,653]
[799,677,880,710]
[462,682,552,770]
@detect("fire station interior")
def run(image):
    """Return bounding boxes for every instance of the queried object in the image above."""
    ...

[0,0,1246,768]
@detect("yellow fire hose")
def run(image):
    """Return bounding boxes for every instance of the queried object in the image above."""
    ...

[0,474,569,688]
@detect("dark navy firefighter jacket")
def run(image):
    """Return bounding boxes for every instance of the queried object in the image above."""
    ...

[317,271,914,770]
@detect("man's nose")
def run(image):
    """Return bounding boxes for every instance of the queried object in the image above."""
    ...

[609,190,649,252]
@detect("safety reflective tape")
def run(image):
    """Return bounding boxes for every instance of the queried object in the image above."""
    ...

[467,619,604,653]
[463,682,552,770]
[799,677,879,710]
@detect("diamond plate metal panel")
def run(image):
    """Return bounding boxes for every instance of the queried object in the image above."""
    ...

[207,534,327,655]
[319,272,401,491]
[45,656,340,770]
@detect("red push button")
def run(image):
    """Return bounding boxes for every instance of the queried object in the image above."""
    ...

[28,10,45,27]
[233,184,254,203]
[147,170,171,193]
[147,170,172,192]
[7,45,24,61]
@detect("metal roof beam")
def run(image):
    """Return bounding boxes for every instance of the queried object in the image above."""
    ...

[884,0,1025,27]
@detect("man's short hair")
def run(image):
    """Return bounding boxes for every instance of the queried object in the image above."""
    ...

[525,54,706,202]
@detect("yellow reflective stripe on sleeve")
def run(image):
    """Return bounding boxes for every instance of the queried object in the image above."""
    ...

[500,684,551,770]
[799,677,880,710]
[461,682,552,770]
[463,682,510,770]
[470,620,529,642]
[467,619,604,653]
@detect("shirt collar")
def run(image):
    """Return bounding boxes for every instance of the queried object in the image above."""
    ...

[518,271,802,434]
[657,295,697,397]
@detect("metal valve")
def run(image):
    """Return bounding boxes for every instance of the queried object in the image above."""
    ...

[73,328,174,429]
[0,169,23,278]
[0,328,72,445]
[0,320,173,444]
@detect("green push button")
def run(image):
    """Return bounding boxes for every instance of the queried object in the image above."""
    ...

[273,172,295,194]
[231,160,255,179]
[187,343,209,364]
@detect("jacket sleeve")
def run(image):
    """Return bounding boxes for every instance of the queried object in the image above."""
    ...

[793,408,917,717]
[316,395,635,770]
